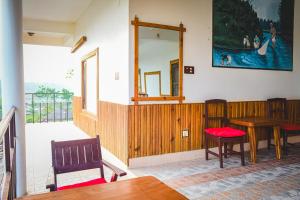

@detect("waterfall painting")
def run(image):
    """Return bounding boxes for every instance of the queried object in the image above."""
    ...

[212,0,294,71]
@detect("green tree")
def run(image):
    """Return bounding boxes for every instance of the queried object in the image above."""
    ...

[35,85,56,99]
[25,85,74,123]
[213,0,261,48]
[60,88,73,101]
[279,0,294,43]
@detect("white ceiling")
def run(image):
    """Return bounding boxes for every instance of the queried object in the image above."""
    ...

[23,0,93,22]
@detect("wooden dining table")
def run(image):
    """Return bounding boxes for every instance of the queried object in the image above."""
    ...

[16,176,187,200]
[229,118,282,163]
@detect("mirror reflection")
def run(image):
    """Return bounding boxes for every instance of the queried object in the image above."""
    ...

[138,26,179,97]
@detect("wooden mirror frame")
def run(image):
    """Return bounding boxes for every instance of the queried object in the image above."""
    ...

[131,17,186,104]
[81,48,99,118]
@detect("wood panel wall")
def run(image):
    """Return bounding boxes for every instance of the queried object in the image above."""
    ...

[73,97,97,137]
[73,97,128,165]
[128,100,300,159]
[74,97,300,165]
[98,101,128,165]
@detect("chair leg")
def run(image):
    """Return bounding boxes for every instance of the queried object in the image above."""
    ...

[218,139,223,168]
[267,132,271,150]
[283,131,288,155]
[205,134,209,160]
[224,143,228,158]
[240,141,245,166]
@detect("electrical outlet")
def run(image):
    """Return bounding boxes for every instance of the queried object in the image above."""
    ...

[184,66,195,74]
[182,129,189,137]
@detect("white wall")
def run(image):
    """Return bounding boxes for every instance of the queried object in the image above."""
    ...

[72,0,130,104]
[129,0,300,104]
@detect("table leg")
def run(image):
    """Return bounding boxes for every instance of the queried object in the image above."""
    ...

[247,127,257,163]
[273,126,281,160]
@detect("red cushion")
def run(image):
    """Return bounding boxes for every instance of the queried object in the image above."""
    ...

[205,127,245,138]
[281,123,300,131]
[57,178,107,191]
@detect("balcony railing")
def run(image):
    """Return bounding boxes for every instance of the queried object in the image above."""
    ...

[0,107,17,200]
[25,93,73,123]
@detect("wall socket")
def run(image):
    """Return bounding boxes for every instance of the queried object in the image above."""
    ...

[182,129,189,137]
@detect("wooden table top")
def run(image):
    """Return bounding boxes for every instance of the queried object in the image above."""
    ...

[229,118,284,127]
[17,176,187,200]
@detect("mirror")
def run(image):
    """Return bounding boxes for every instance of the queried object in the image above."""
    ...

[81,48,99,116]
[139,26,179,97]
[170,59,179,96]
[144,71,161,97]
[132,17,185,103]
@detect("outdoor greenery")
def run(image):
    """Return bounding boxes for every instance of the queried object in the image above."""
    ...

[34,85,73,101]
[213,0,261,49]
[26,85,74,123]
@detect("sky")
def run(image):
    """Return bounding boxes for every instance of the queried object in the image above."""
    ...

[23,44,76,91]
[247,0,281,22]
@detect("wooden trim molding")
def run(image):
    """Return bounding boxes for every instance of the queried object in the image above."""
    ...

[131,16,186,104]
[133,17,139,105]
[81,48,99,118]
[131,20,187,32]
[71,36,87,53]
[131,96,186,102]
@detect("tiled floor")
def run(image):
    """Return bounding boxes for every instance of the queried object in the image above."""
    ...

[26,123,300,199]
[131,148,300,200]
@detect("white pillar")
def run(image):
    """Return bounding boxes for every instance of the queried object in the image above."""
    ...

[0,0,27,197]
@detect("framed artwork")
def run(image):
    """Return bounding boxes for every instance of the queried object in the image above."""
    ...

[212,0,294,71]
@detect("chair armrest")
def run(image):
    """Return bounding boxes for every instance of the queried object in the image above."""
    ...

[103,160,127,177]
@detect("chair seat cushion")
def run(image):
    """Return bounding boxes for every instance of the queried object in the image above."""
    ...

[281,123,300,131]
[205,127,245,138]
[58,178,107,191]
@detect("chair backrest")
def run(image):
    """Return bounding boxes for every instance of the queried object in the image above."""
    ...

[51,135,104,185]
[205,99,228,128]
[267,98,288,120]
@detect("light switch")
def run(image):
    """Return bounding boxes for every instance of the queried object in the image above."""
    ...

[115,72,119,80]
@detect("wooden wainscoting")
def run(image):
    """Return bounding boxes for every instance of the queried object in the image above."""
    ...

[73,97,128,165]
[128,100,300,159]
[98,101,128,165]
[73,97,97,137]
[74,97,300,165]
